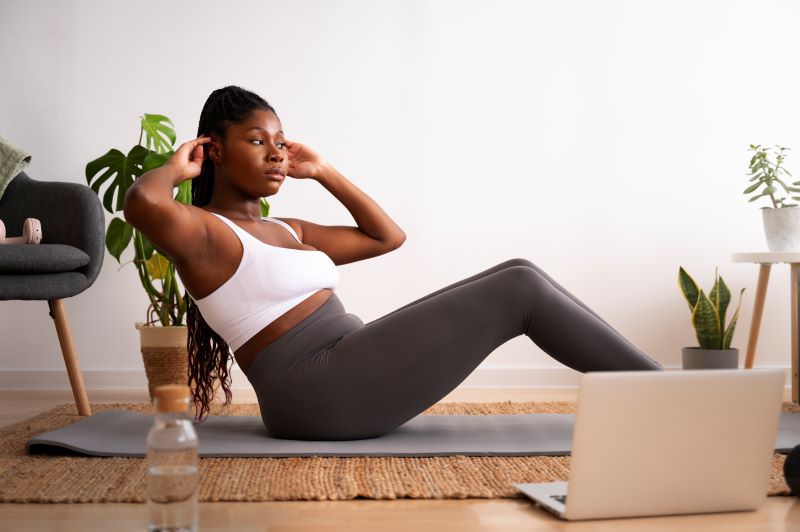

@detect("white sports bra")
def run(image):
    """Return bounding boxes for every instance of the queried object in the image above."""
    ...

[184,212,339,351]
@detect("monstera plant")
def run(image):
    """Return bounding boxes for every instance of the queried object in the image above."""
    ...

[85,114,270,326]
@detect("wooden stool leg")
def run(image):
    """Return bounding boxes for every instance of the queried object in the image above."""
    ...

[792,264,799,403]
[745,263,771,370]
[48,298,92,416]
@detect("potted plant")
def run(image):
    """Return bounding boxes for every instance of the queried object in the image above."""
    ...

[743,144,800,251]
[678,267,745,369]
[85,113,269,399]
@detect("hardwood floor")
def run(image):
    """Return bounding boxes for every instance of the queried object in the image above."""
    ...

[2,387,798,532]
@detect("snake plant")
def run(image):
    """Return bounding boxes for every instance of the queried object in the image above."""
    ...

[678,267,745,350]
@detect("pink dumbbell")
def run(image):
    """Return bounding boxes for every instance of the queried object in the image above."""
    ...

[0,218,42,244]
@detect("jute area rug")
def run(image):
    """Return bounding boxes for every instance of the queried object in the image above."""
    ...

[1,401,798,503]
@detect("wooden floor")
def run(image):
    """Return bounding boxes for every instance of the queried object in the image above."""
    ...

[2,387,799,532]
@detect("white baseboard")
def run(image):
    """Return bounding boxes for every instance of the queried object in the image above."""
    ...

[0,365,792,391]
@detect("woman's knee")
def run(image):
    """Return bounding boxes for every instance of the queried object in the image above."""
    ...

[495,265,553,300]
[500,257,537,270]
[500,259,562,298]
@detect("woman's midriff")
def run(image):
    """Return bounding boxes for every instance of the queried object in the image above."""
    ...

[234,288,334,373]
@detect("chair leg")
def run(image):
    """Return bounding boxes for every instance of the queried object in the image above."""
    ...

[48,298,92,416]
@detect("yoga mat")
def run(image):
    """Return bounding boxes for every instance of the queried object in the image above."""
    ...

[26,409,800,458]
[5,402,796,502]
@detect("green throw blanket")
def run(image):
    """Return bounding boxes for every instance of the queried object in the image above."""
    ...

[0,133,31,200]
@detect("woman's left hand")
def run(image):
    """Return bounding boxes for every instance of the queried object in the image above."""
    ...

[285,139,329,180]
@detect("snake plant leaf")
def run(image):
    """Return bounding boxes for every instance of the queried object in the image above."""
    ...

[710,273,731,331]
[678,267,700,311]
[722,288,746,349]
[85,144,149,214]
[692,290,721,349]
[146,252,170,280]
[140,114,176,154]
[105,217,132,263]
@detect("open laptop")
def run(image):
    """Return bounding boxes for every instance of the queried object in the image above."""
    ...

[513,368,784,521]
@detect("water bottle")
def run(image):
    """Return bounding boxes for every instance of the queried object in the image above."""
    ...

[146,384,199,532]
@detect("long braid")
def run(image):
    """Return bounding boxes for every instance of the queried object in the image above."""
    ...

[186,85,278,422]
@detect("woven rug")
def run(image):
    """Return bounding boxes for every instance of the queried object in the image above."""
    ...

[1,400,798,503]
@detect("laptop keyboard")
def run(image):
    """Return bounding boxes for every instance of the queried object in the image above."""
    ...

[550,494,567,505]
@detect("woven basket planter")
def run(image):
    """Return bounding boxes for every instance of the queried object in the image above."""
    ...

[134,322,189,402]
[134,322,223,408]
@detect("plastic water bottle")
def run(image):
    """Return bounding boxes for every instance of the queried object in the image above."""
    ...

[146,384,199,532]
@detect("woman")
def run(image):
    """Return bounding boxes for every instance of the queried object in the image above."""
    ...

[123,85,662,441]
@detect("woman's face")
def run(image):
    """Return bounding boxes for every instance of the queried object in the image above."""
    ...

[208,109,287,197]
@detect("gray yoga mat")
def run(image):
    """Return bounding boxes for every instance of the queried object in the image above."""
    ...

[25,410,800,458]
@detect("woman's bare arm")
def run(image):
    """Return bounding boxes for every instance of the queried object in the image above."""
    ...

[279,139,406,264]
[123,137,212,264]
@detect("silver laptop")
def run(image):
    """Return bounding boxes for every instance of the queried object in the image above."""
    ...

[514,368,784,521]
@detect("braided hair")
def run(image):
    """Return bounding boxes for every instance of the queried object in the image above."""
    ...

[187,85,279,421]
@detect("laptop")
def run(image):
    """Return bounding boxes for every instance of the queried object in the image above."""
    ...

[513,368,784,521]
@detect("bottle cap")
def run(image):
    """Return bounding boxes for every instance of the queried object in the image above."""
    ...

[153,384,190,413]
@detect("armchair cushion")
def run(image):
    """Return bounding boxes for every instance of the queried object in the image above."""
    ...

[0,244,91,274]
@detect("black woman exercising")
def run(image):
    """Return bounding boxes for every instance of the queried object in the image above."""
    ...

[123,85,663,441]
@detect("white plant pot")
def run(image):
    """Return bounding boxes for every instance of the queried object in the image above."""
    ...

[762,207,800,252]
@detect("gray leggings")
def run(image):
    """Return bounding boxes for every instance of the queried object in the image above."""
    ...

[242,257,662,441]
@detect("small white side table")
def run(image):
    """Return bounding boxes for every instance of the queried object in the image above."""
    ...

[731,252,800,403]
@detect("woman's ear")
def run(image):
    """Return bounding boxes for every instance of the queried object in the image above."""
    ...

[207,138,222,164]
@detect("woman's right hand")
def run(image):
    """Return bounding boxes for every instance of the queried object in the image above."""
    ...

[168,136,212,183]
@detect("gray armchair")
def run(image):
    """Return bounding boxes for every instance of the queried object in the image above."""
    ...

[0,170,105,415]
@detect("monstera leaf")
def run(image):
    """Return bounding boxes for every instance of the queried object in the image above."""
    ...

[85,114,177,214]
[85,144,149,214]
[105,217,133,263]
[142,150,172,173]
[175,180,192,204]
[140,114,177,154]
[105,217,158,263]
[146,253,171,280]
[140,233,155,259]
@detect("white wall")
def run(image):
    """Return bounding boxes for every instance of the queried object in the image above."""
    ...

[1,0,798,391]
